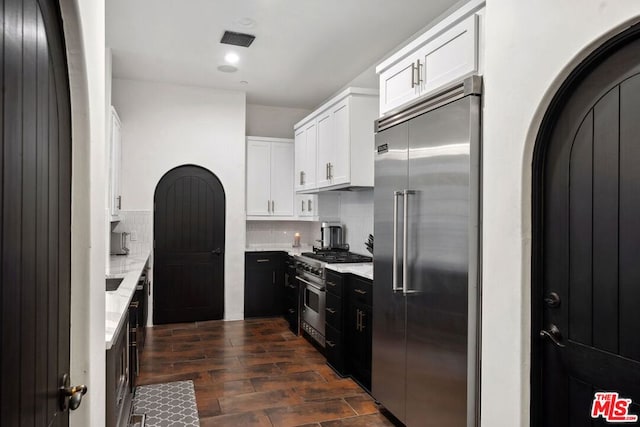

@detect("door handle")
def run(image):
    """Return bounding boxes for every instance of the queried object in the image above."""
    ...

[392,191,403,292]
[540,324,565,348]
[403,190,416,295]
[211,248,223,255]
[59,374,88,411]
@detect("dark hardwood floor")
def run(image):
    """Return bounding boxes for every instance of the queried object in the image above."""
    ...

[138,317,394,426]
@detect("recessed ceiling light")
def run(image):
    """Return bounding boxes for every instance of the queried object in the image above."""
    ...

[240,80,248,85]
[217,65,238,73]
[235,17,256,28]
[225,52,240,64]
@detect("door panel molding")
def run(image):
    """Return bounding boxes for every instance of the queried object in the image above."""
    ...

[531,22,640,427]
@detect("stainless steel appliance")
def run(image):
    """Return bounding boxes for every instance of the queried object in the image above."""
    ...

[110,231,130,255]
[295,255,326,347]
[372,76,481,427]
[319,222,346,250]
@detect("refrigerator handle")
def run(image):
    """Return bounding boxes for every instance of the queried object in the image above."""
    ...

[393,191,403,292]
[403,190,416,295]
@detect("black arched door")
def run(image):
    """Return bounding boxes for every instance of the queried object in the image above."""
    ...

[154,165,225,324]
[534,28,640,425]
[1,0,73,424]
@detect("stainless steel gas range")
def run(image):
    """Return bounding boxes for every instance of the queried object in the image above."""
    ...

[295,250,372,348]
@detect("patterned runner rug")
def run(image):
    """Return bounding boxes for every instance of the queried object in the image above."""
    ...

[132,380,200,427]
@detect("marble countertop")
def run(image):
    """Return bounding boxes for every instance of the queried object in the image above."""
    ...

[245,244,373,280]
[105,250,150,349]
[325,263,373,281]
[245,244,315,257]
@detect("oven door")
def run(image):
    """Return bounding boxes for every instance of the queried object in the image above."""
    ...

[298,275,326,334]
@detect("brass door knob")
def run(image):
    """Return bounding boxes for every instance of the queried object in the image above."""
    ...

[59,374,88,411]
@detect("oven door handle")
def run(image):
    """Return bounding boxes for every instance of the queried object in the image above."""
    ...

[296,276,325,292]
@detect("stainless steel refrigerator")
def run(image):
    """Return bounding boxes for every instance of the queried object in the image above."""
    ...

[372,76,481,427]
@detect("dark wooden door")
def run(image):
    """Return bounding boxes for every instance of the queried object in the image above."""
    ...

[1,0,72,425]
[537,34,640,426]
[154,165,225,324]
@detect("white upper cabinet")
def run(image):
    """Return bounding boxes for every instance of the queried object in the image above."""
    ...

[109,106,122,219]
[294,87,378,193]
[246,137,294,219]
[377,0,485,116]
[294,121,317,192]
[296,194,318,218]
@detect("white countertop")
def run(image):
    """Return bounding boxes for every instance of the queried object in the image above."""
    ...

[245,244,373,280]
[105,250,150,349]
[245,244,315,257]
[325,263,373,281]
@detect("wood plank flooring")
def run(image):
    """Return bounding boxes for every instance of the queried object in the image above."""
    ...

[138,317,394,427]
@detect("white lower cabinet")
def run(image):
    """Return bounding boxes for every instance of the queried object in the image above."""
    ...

[246,137,294,219]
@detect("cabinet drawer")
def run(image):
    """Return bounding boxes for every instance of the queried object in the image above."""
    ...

[325,270,344,297]
[325,292,343,331]
[325,324,346,375]
[246,251,283,267]
[349,276,372,306]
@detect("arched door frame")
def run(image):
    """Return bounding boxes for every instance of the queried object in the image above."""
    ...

[530,22,640,426]
[152,164,226,324]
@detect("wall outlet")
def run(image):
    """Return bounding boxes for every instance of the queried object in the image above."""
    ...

[130,231,138,241]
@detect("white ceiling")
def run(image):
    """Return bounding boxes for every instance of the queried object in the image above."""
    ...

[106,0,462,109]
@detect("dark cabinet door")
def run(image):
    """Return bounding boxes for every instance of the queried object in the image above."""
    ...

[245,252,285,317]
[346,276,373,391]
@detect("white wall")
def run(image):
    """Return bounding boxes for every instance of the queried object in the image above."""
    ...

[482,2,640,426]
[246,104,310,139]
[60,0,107,425]
[112,79,247,320]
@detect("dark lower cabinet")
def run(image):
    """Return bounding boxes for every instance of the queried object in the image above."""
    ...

[106,314,132,427]
[283,256,299,334]
[346,284,373,391]
[325,270,347,375]
[245,252,285,317]
[324,270,373,391]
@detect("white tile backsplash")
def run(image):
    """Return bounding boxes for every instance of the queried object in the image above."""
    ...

[246,221,321,247]
[336,190,374,255]
[113,210,152,255]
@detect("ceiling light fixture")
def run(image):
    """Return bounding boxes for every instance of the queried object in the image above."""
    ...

[225,52,240,64]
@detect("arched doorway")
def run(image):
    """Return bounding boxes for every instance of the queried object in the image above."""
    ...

[1,0,74,424]
[532,24,640,425]
[153,165,225,324]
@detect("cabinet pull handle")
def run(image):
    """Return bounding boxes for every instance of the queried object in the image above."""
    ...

[327,281,336,287]
[354,289,367,295]
[326,340,336,348]
[300,171,303,185]
[308,199,312,211]
[329,163,333,179]
[302,200,305,212]
[302,171,305,185]
[267,200,271,213]
[411,62,417,88]
[326,307,336,314]
[416,59,423,85]
[360,312,366,331]
[117,195,122,210]
[288,308,295,314]
[257,259,270,263]
[271,200,275,212]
